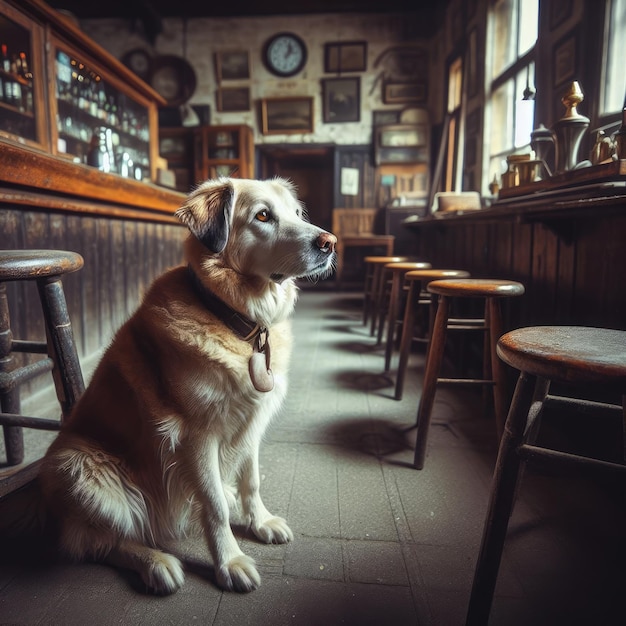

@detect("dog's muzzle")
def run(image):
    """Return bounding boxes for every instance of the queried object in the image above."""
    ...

[317,232,337,254]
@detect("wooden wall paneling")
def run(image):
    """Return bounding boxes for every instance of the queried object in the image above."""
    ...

[110,220,126,329]
[529,223,556,324]
[135,220,148,301]
[79,216,99,358]
[97,220,114,345]
[601,215,626,328]
[123,221,138,319]
[554,223,576,325]
[575,216,625,328]
[65,214,85,358]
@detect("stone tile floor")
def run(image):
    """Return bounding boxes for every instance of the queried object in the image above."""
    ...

[1,289,625,625]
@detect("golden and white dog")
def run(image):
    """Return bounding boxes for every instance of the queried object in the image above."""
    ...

[40,177,336,594]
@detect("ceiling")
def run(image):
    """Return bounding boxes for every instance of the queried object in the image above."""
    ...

[47,0,443,21]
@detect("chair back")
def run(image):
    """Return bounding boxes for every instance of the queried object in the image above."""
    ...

[332,208,378,237]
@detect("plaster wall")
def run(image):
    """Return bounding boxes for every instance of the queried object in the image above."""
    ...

[78,12,429,146]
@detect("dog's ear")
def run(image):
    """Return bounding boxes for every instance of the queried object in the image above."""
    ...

[175,180,234,253]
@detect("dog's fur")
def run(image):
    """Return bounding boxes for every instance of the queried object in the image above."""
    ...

[39,177,336,594]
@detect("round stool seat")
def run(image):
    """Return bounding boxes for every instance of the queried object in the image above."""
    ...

[497,326,626,385]
[0,250,84,280]
[428,278,525,298]
[384,261,432,272]
[364,255,409,265]
[405,269,470,282]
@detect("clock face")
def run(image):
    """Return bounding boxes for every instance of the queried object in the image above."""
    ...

[264,33,307,77]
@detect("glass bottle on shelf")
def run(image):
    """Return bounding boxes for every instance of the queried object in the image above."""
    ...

[54,46,151,174]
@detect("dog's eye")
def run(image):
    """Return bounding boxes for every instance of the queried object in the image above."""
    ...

[255,209,271,222]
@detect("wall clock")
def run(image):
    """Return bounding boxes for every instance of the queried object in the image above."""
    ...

[263,32,307,77]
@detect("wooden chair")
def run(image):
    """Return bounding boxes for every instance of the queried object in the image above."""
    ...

[466,326,626,625]
[332,208,394,285]
[0,250,85,485]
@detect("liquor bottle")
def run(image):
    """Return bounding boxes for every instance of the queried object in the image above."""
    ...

[1,44,10,71]
[9,53,22,110]
[18,52,33,113]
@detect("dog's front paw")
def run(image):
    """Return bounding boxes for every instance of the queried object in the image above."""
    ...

[144,552,185,595]
[216,555,261,592]
[253,516,294,544]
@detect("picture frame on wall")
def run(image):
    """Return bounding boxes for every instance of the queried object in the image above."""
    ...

[322,77,361,123]
[260,97,314,134]
[374,123,429,165]
[553,32,578,87]
[324,41,367,73]
[215,51,250,82]
[383,82,427,104]
[373,109,401,126]
[216,87,251,112]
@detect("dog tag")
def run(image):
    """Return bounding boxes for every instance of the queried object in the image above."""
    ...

[249,333,274,392]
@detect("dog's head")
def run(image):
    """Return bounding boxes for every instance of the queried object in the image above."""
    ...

[176,177,336,283]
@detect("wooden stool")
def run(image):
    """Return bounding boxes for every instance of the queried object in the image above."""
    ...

[466,326,626,625]
[382,261,433,372]
[393,269,471,400]
[413,278,525,469]
[0,250,85,468]
[362,255,409,335]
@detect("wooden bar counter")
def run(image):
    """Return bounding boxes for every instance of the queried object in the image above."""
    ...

[403,172,626,333]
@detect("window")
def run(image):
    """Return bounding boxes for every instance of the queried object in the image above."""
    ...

[445,56,463,192]
[485,0,539,191]
[601,0,626,115]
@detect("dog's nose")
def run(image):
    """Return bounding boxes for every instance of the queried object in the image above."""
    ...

[317,232,337,253]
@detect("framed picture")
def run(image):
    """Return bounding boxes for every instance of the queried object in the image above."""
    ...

[377,124,427,148]
[322,77,360,123]
[553,32,578,87]
[383,82,427,104]
[215,51,250,82]
[324,41,367,73]
[261,97,314,134]
[375,123,429,165]
[216,87,250,112]
[373,109,401,126]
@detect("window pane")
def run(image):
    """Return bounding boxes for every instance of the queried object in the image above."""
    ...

[448,57,463,112]
[602,0,626,113]
[490,80,514,155]
[515,66,535,148]
[492,0,516,77]
[518,0,539,57]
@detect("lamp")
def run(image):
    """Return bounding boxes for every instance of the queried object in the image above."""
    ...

[522,64,535,101]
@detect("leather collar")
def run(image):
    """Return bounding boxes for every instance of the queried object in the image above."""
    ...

[187,265,264,342]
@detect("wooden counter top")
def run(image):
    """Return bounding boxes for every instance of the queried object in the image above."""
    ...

[403,179,626,230]
[0,140,186,224]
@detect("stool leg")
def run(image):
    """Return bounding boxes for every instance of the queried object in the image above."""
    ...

[395,281,419,401]
[384,271,402,373]
[363,265,374,326]
[466,370,536,626]
[37,276,85,417]
[370,266,383,337]
[0,283,24,465]
[413,294,449,469]
[487,298,507,440]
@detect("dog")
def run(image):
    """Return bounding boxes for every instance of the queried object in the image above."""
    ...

[39,177,337,595]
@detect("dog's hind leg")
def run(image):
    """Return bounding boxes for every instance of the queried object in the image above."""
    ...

[105,539,185,595]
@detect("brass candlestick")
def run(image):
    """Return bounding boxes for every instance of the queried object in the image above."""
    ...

[551,81,590,173]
